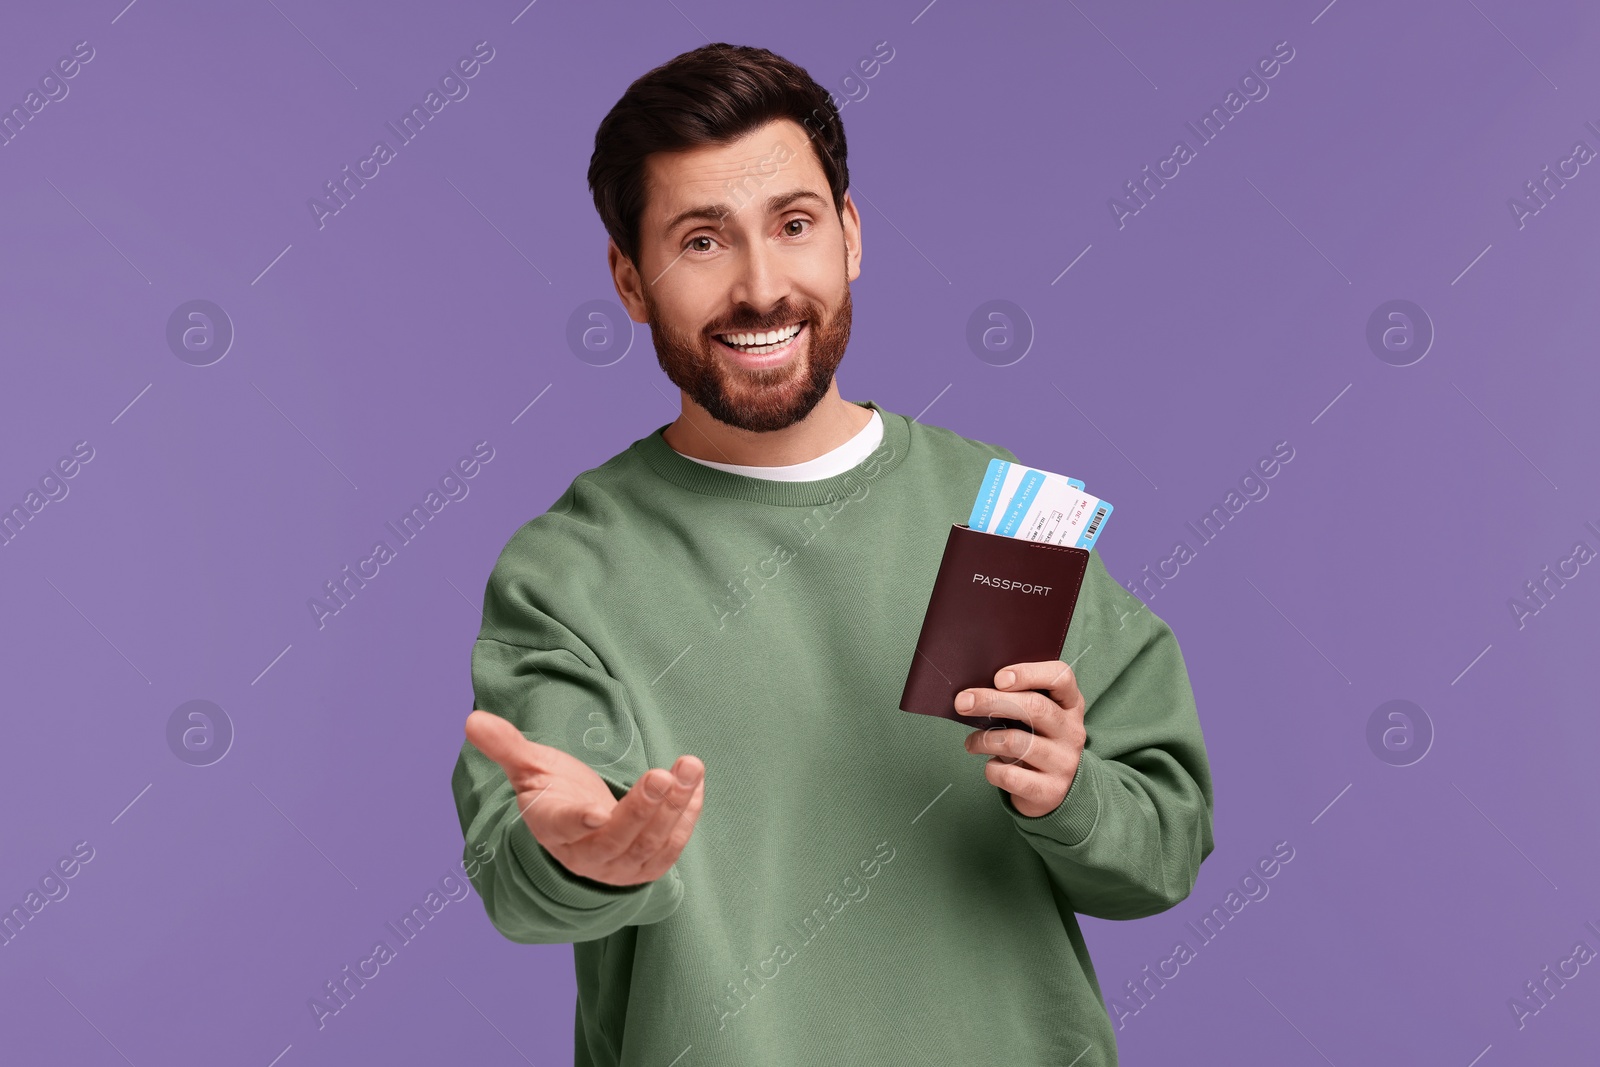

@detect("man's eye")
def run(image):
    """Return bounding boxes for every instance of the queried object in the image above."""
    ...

[687,220,807,252]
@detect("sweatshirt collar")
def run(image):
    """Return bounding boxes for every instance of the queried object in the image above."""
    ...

[634,399,910,507]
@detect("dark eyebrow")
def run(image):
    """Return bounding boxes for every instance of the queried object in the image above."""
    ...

[662,189,829,237]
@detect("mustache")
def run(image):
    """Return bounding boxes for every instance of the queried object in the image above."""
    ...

[708,313,810,334]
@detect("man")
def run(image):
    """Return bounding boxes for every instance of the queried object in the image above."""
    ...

[452,42,1214,1067]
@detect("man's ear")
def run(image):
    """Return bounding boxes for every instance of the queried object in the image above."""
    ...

[607,239,649,323]
[841,190,863,284]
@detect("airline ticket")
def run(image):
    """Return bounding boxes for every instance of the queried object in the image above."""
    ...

[967,458,1112,550]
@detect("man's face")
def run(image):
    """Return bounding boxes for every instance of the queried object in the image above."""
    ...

[614,117,862,433]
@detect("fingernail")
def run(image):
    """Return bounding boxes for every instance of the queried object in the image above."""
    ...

[955,692,974,711]
[582,811,605,828]
[998,671,1015,688]
[675,762,697,786]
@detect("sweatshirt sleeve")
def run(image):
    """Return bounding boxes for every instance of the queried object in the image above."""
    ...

[451,541,685,945]
[1000,548,1215,921]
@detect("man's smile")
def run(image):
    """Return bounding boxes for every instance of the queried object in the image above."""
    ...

[712,320,807,368]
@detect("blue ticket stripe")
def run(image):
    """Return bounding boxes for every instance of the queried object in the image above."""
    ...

[967,458,1010,531]
[1074,502,1113,549]
[997,470,1045,536]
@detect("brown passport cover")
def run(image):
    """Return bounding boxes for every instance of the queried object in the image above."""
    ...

[899,523,1090,731]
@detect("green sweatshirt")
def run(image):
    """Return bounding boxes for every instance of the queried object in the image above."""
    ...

[451,399,1215,1066]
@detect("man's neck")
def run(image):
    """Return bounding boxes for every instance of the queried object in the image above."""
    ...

[662,386,872,467]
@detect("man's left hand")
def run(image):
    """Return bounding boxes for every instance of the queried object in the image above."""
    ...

[955,659,1086,819]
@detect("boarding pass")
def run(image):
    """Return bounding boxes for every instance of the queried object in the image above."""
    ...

[967,458,1113,550]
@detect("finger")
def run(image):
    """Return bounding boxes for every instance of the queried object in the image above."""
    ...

[464,710,569,783]
[954,688,1052,734]
[633,776,707,882]
[615,769,704,878]
[464,710,526,768]
[589,776,706,888]
[590,758,703,865]
[995,660,1083,712]
[613,757,704,860]
[966,725,1054,771]
[983,755,1064,810]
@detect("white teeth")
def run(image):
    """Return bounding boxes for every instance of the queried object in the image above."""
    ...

[718,323,802,349]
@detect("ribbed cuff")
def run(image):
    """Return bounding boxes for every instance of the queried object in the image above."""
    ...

[1005,746,1103,847]
[506,815,662,910]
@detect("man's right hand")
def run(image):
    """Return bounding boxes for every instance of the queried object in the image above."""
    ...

[463,709,705,887]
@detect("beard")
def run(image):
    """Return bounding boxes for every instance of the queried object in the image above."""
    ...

[642,276,853,434]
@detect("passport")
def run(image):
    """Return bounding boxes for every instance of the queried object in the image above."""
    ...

[898,522,1090,730]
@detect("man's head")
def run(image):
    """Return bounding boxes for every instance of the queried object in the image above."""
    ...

[589,44,862,433]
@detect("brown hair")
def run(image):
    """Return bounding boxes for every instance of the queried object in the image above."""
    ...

[587,42,849,267]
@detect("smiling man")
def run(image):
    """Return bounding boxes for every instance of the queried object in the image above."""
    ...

[452,42,1214,1067]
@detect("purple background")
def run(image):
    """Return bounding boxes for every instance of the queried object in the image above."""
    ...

[3,0,1597,1063]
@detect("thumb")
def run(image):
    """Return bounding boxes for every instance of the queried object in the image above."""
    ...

[464,710,540,770]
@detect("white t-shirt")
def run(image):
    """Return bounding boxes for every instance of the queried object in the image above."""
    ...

[673,409,884,481]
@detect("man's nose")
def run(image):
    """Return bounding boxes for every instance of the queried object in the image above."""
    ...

[726,239,791,314]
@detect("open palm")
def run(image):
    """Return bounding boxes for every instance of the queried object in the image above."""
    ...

[464,709,705,887]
